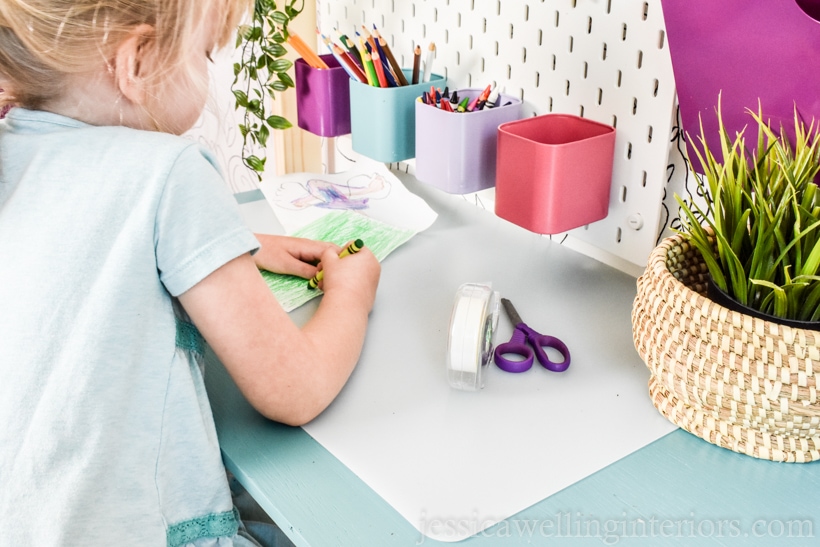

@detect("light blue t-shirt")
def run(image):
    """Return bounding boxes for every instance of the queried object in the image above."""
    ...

[0,109,261,546]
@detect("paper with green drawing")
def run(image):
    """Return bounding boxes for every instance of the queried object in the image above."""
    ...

[258,159,437,311]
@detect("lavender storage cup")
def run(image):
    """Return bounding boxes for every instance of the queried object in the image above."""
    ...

[415,89,522,194]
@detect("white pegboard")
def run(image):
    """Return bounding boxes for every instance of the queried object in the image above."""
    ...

[317,0,677,271]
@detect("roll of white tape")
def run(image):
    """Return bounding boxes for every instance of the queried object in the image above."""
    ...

[446,282,500,391]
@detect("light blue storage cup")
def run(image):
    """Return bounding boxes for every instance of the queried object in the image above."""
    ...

[415,89,522,193]
[349,69,446,162]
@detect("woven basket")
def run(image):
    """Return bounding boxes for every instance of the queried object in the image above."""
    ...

[632,233,820,463]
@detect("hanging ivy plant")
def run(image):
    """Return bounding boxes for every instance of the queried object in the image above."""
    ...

[233,0,304,178]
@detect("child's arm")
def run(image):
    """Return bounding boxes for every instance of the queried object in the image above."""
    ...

[178,237,381,426]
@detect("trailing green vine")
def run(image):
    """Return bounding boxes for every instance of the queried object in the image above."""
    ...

[232,0,304,178]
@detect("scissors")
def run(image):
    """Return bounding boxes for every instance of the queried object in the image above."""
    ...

[493,298,571,373]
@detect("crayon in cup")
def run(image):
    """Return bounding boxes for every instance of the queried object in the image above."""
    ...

[307,239,365,289]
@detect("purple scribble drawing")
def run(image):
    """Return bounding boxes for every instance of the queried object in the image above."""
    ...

[277,172,390,211]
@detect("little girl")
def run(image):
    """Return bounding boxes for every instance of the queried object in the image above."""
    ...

[0,1,380,545]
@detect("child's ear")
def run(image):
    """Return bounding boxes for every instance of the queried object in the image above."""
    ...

[114,24,156,104]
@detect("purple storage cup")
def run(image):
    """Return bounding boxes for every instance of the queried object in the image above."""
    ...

[295,54,351,137]
[415,89,522,194]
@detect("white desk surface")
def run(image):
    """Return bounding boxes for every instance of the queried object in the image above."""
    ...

[205,175,820,546]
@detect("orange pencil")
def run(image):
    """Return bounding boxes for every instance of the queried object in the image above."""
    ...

[287,31,328,69]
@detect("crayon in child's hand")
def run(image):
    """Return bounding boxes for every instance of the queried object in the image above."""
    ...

[307,239,365,289]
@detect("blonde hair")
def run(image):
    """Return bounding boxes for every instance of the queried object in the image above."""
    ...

[0,0,251,110]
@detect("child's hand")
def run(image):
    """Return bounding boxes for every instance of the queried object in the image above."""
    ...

[316,241,381,313]
[253,234,339,279]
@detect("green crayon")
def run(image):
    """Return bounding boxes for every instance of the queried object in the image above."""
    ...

[307,239,365,289]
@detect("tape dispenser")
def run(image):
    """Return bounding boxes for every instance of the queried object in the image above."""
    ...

[446,282,500,391]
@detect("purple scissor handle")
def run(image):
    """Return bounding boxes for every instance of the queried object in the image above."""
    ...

[493,298,571,373]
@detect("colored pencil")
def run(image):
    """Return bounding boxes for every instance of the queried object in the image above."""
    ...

[373,29,408,86]
[412,45,421,84]
[286,31,328,69]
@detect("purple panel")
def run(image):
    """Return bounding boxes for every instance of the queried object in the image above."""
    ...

[661,0,820,169]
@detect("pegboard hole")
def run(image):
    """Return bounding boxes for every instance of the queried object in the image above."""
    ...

[658,30,666,49]
[569,36,574,53]
[626,142,633,159]
[616,227,623,243]
[583,62,588,78]
[597,88,603,105]
[647,125,653,143]
[637,50,643,69]
[620,185,628,203]
[653,79,659,97]
[642,2,649,20]
[602,42,607,60]
[642,170,648,187]
[622,23,628,41]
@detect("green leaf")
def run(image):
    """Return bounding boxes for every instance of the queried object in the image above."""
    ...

[269,58,293,73]
[266,115,292,130]
[271,10,290,25]
[262,43,288,57]
[232,89,248,107]
[257,124,270,148]
[245,155,266,172]
[270,80,290,92]
[277,72,294,87]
